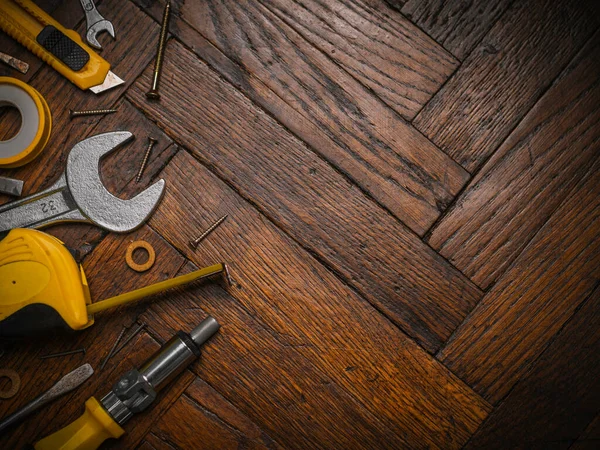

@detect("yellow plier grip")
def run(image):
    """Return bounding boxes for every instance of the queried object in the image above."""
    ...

[0,0,110,90]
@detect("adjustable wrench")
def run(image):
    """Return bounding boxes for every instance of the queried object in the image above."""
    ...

[0,132,165,233]
[79,0,115,50]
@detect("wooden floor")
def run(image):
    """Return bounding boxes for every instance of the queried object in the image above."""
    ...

[0,0,599,448]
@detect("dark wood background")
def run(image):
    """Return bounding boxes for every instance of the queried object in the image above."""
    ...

[0,0,598,448]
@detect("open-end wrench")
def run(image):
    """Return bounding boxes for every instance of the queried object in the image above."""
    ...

[79,0,115,50]
[0,132,165,233]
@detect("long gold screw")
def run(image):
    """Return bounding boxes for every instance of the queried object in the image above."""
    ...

[189,215,228,249]
[146,1,172,100]
[69,108,117,119]
[136,137,158,183]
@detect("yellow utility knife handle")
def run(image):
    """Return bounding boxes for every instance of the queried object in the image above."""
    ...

[0,0,110,90]
[35,397,124,450]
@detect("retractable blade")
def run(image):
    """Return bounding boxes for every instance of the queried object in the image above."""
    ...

[0,0,124,94]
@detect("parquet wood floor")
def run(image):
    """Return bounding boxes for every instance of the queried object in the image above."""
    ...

[0,0,598,448]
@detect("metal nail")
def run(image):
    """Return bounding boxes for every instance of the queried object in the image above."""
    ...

[136,137,158,183]
[99,325,127,370]
[69,108,118,119]
[112,323,146,358]
[189,214,228,249]
[146,1,171,100]
[40,348,86,360]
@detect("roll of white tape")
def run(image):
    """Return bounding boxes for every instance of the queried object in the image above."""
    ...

[0,77,51,168]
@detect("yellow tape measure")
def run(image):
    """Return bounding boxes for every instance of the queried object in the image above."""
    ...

[0,77,51,168]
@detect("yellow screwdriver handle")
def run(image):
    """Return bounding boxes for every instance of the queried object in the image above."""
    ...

[0,0,110,90]
[35,397,124,450]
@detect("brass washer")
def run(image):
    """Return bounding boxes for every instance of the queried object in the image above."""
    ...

[125,240,156,272]
[0,369,20,399]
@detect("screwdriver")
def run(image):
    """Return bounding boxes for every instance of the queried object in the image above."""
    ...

[0,229,229,338]
[0,364,94,434]
[33,317,220,450]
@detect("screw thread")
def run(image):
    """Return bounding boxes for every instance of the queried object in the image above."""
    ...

[190,214,228,249]
[147,1,171,98]
[69,109,118,119]
[136,138,158,182]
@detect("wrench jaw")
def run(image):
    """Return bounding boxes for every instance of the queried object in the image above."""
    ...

[79,179,166,233]
[86,21,116,50]
[0,132,165,233]
[66,132,166,233]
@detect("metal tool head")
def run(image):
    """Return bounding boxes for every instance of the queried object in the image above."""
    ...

[86,20,115,50]
[66,132,165,233]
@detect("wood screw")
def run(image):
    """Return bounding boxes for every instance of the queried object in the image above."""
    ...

[136,137,158,183]
[146,1,171,100]
[189,214,228,249]
[69,108,117,119]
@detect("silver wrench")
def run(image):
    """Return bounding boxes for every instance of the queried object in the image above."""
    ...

[0,132,165,233]
[79,0,116,50]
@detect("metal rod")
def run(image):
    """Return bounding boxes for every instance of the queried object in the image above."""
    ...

[146,1,171,100]
[189,215,228,249]
[99,325,127,370]
[136,137,158,183]
[112,323,146,358]
[39,348,86,360]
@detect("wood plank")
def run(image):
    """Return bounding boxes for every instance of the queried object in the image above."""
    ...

[427,31,600,289]
[131,0,469,235]
[248,0,458,118]
[401,0,512,61]
[184,378,280,447]
[464,286,600,450]
[140,150,491,448]
[142,266,415,450]
[148,379,278,450]
[0,226,187,448]
[438,159,600,404]
[570,414,600,450]
[127,39,483,352]
[413,0,599,172]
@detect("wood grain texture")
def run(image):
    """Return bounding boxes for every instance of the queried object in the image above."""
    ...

[413,0,599,172]
[427,31,600,289]
[148,379,277,450]
[143,267,419,450]
[128,39,482,352]
[401,0,512,60]
[252,0,458,118]
[438,160,600,404]
[464,286,600,450]
[570,414,600,450]
[138,150,490,449]
[133,0,468,235]
[0,226,187,448]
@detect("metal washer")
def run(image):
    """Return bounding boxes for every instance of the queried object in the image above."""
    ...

[125,240,156,272]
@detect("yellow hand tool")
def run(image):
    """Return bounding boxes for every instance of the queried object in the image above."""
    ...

[0,0,124,93]
[34,317,220,450]
[0,228,229,337]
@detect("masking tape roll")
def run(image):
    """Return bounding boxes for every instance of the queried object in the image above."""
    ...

[0,77,52,168]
